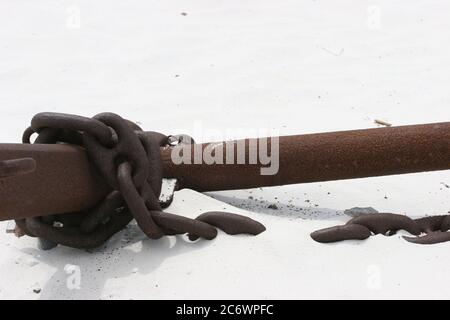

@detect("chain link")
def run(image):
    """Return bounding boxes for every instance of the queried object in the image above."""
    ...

[9,112,450,248]
[311,212,450,245]
[15,112,266,249]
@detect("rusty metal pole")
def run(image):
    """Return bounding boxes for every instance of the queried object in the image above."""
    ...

[0,143,109,220]
[0,122,449,221]
[162,122,450,191]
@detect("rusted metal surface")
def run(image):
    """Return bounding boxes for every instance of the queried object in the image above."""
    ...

[0,158,36,179]
[2,122,450,221]
[0,143,109,221]
[4,112,265,249]
[162,122,450,191]
[1,112,450,248]
[311,213,450,245]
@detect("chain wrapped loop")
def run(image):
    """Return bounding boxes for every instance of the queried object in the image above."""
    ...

[31,112,115,147]
[15,112,266,249]
[117,162,163,239]
[83,113,150,189]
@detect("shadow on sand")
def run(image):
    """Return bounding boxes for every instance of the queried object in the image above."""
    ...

[20,222,213,299]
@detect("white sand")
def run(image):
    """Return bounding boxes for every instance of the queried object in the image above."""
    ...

[0,0,449,299]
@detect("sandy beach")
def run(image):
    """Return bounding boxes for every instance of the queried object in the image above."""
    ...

[0,0,449,299]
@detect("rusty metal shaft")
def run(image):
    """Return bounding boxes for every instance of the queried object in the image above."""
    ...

[1,122,449,221]
[163,122,450,191]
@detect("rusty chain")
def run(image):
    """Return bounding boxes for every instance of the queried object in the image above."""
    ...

[15,112,265,249]
[311,212,450,245]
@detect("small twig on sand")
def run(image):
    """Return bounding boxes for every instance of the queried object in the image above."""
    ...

[374,119,392,127]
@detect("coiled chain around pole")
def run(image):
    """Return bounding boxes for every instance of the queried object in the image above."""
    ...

[15,112,265,249]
